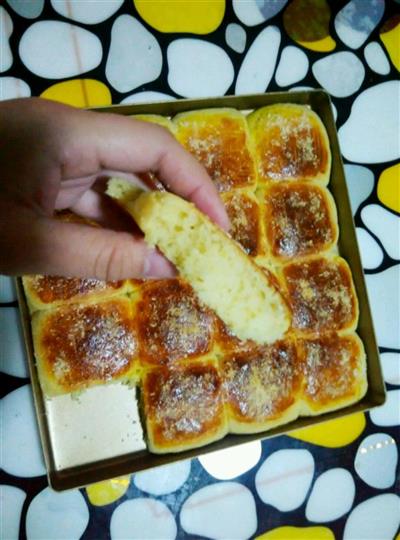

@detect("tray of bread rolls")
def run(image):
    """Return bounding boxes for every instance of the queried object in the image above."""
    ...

[16,91,385,490]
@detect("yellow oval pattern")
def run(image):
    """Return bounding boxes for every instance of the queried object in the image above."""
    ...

[377,164,400,214]
[289,413,366,447]
[380,15,400,72]
[134,0,225,34]
[297,35,336,52]
[256,526,335,540]
[41,79,112,108]
[86,475,131,506]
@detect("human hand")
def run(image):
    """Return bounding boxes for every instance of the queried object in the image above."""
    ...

[0,98,229,280]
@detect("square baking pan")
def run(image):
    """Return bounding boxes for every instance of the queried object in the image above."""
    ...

[16,90,385,491]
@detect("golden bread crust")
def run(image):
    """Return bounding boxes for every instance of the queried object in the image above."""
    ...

[22,211,130,312]
[298,332,367,414]
[282,255,358,335]
[134,278,215,367]
[32,297,138,396]
[221,339,302,433]
[261,182,338,260]
[248,104,331,185]
[175,108,257,192]
[141,362,228,453]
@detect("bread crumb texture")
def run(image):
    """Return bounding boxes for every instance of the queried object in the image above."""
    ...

[112,184,291,345]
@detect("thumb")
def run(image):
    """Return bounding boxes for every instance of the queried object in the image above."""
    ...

[6,214,175,280]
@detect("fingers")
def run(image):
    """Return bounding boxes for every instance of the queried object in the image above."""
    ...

[37,218,176,280]
[0,98,230,280]
[0,205,176,280]
[30,98,229,230]
[1,98,229,229]
[54,171,148,210]
[155,148,230,230]
[69,110,229,229]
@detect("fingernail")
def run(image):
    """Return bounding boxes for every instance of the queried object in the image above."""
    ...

[144,249,177,278]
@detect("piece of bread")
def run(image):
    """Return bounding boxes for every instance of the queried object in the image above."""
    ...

[106,178,291,345]
[298,332,367,415]
[213,262,286,354]
[221,339,302,433]
[133,278,216,367]
[248,104,331,185]
[261,181,338,260]
[32,297,138,397]
[141,362,228,453]
[174,108,257,192]
[221,190,263,257]
[281,255,358,335]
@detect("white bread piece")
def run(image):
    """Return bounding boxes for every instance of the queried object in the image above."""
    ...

[107,178,290,344]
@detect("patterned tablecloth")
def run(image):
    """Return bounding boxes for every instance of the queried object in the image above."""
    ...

[1,1,399,539]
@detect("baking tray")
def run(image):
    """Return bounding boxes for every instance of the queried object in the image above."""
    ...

[16,90,385,491]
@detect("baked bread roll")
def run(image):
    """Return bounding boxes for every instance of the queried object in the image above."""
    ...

[221,339,302,433]
[261,181,338,260]
[134,278,215,367]
[32,297,138,396]
[248,103,331,185]
[174,108,257,192]
[298,332,367,414]
[107,178,291,344]
[141,362,227,453]
[281,255,358,335]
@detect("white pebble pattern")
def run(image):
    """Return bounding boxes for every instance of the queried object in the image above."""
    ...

[180,482,257,539]
[344,493,400,539]
[134,460,191,496]
[168,38,234,98]
[255,449,315,511]
[110,498,177,540]
[106,15,162,93]
[235,26,281,95]
[354,433,398,489]
[199,441,262,480]
[306,468,355,522]
[1,385,46,477]
[26,487,89,540]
